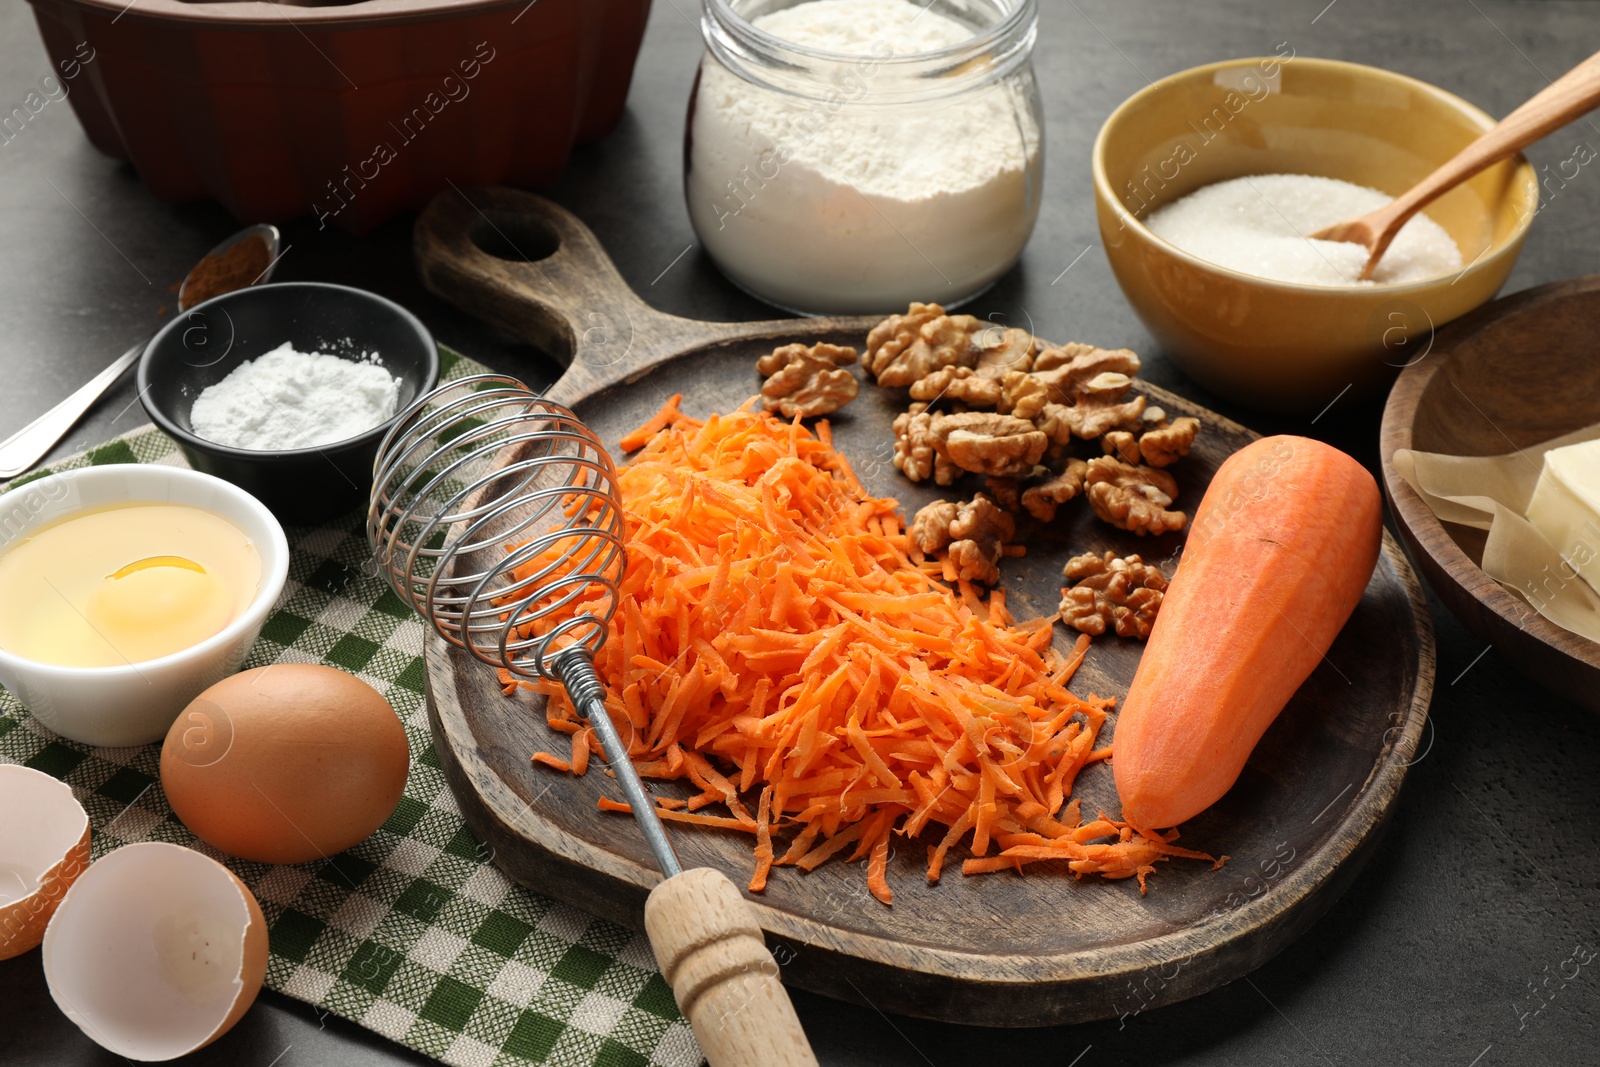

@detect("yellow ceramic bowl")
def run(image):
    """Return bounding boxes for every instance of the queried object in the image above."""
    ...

[1093,56,1538,413]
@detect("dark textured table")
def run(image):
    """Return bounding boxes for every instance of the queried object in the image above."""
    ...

[3,1,1598,1065]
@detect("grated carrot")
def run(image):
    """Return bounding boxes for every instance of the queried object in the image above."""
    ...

[511,407,1214,902]
[617,394,703,453]
[751,786,775,892]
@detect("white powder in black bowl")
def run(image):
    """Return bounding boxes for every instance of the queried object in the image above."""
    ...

[189,343,400,450]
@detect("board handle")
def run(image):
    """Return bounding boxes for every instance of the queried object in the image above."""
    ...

[414,186,717,379]
[645,867,819,1067]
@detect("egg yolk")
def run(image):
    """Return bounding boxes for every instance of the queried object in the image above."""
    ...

[0,503,261,668]
[86,557,234,666]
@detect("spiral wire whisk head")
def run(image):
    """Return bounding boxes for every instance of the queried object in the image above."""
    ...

[368,375,681,875]
[366,375,626,680]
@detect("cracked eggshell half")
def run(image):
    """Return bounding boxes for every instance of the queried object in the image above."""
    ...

[42,842,268,1061]
[0,765,91,960]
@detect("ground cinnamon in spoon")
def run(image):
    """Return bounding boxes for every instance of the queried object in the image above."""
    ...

[180,234,271,310]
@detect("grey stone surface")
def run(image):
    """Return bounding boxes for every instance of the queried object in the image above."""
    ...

[2,1,1597,1064]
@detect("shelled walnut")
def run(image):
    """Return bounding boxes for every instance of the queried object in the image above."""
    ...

[1101,412,1203,470]
[1024,345,1148,444]
[909,366,1050,420]
[864,302,942,381]
[1101,430,1141,465]
[1084,457,1186,536]
[909,499,960,553]
[997,370,1049,420]
[892,405,957,485]
[909,493,1016,586]
[909,366,1001,408]
[863,303,987,387]
[757,342,859,417]
[1029,371,1145,445]
[933,412,1048,478]
[1032,344,1142,398]
[1021,458,1090,523]
[1138,415,1201,467]
[973,327,1038,377]
[1058,551,1168,639]
[1036,392,1147,444]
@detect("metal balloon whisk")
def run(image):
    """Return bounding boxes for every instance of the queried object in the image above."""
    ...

[367,375,682,876]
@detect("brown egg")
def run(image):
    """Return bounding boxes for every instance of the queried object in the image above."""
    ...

[160,664,409,864]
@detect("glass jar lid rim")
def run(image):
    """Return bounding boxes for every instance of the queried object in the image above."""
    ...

[703,0,1039,65]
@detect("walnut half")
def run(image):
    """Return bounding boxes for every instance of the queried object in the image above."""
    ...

[1021,457,1090,523]
[1084,457,1186,536]
[1035,383,1146,444]
[758,342,859,418]
[931,412,1048,478]
[1059,551,1168,639]
[1105,414,1201,468]
[910,499,959,554]
[910,493,1016,586]
[1020,342,1149,444]
[1139,415,1201,467]
[1031,344,1142,405]
[908,366,1049,422]
[909,365,1001,408]
[973,327,1038,377]
[892,405,957,485]
[864,304,984,387]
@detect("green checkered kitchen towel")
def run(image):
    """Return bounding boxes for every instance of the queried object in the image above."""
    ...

[0,348,702,1067]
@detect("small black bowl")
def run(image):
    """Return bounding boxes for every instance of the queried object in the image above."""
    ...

[139,282,439,524]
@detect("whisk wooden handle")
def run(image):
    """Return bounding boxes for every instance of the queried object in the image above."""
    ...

[645,867,818,1067]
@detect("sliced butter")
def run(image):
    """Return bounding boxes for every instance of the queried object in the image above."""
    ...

[1525,438,1600,595]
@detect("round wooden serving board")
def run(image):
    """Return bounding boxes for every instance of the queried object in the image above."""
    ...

[413,187,1436,1027]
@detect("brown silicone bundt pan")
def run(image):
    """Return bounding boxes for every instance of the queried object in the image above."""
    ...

[26,0,651,232]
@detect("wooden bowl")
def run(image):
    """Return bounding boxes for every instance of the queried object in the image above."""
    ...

[1380,275,1600,715]
[1093,56,1538,413]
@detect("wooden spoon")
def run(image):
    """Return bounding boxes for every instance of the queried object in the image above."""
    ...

[1312,48,1600,280]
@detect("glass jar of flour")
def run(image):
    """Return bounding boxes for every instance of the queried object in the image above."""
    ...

[686,0,1043,315]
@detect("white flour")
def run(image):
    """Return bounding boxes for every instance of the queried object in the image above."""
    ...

[189,342,400,450]
[1144,174,1463,286]
[688,0,1040,313]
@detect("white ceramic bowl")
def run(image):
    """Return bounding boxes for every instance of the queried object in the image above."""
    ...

[0,466,289,747]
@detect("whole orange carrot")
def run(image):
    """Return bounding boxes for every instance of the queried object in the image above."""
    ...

[1112,436,1382,829]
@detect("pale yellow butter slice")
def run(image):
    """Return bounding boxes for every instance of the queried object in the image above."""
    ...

[1525,438,1600,595]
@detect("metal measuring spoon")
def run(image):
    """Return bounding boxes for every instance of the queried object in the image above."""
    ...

[0,224,281,480]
